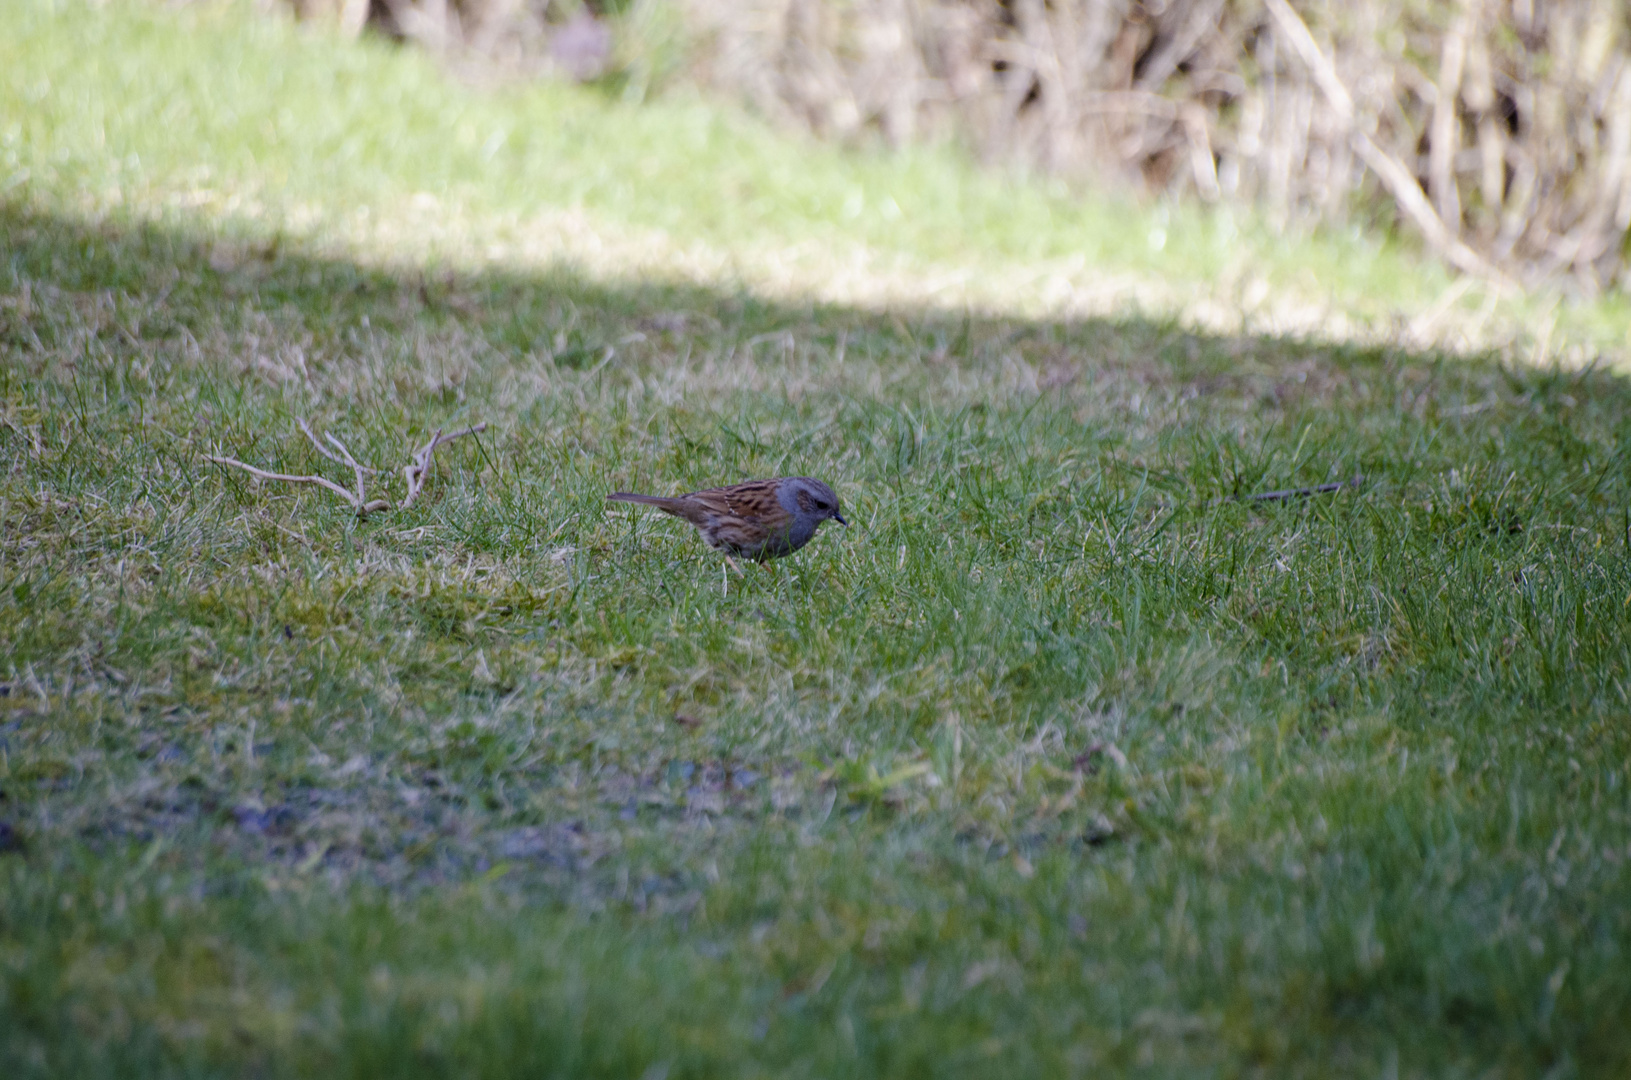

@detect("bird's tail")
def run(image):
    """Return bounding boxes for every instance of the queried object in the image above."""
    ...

[608,492,689,515]
[608,491,715,526]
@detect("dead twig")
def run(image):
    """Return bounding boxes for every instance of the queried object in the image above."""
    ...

[204,455,393,515]
[400,424,487,511]
[296,419,380,505]
[206,420,486,517]
[327,434,378,505]
[295,418,344,466]
[297,419,379,474]
[1213,474,1364,506]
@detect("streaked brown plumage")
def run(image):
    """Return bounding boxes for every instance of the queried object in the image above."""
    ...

[608,477,846,561]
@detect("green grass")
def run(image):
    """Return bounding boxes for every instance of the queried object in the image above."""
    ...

[4,1,1631,1076]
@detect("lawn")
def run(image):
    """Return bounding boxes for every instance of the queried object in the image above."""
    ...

[3,2,1631,1077]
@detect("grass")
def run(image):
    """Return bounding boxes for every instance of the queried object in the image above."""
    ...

[3,1,1631,1076]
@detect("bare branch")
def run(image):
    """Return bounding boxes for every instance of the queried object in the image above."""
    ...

[1262,0,1514,290]
[1135,0,1227,93]
[1181,103,1222,201]
[1212,474,1365,507]
[324,432,380,504]
[400,423,487,511]
[296,419,344,467]
[1543,64,1631,286]
[207,419,483,518]
[322,432,379,474]
[205,455,391,515]
[1076,91,1179,119]
[294,419,381,506]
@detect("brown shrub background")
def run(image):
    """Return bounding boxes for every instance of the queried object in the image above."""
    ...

[280,0,1630,291]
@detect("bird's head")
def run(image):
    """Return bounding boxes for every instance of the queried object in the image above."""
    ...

[788,477,847,526]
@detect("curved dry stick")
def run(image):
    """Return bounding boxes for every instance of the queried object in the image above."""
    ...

[296,419,348,468]
[205,455,392,515]
[325,433,378,504]
[400,423,487,511]
[1210,474,1364,507]
[323,432,380,474]
[208,420,485,517]
[296,419,381,505]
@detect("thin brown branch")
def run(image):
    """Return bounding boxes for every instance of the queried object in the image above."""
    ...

[325,432,380,504]
[1213,474,1364,507]
[295,418,346,467]
[1135,0,1228,93]
[297,420,380,474]
[208,419,483,517]
[1548,64,1631,286]
[1182,103,1222,201]
[324,432,380,474]
[1076,91,1179,119]
[1461,8,1505,221]
[295,419,381,505]
[205,455,391,514]
[400,423,487,511]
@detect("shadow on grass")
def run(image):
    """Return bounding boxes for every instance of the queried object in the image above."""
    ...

[2,195,1482,414]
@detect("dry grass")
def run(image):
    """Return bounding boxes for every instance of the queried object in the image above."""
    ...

[284,0,1631,290]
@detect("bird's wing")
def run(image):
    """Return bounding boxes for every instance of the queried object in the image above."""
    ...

[693,479,781,518]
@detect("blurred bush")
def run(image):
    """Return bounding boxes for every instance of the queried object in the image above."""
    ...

[280,0,1629,290]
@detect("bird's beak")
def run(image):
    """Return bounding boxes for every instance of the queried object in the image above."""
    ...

[834,512,848,527]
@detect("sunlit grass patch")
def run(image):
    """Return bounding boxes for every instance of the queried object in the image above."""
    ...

[5,0,1629,361]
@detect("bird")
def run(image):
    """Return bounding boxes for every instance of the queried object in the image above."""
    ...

[607,477,847,561]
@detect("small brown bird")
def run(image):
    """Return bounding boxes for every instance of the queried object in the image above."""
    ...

[608,477,847,561]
